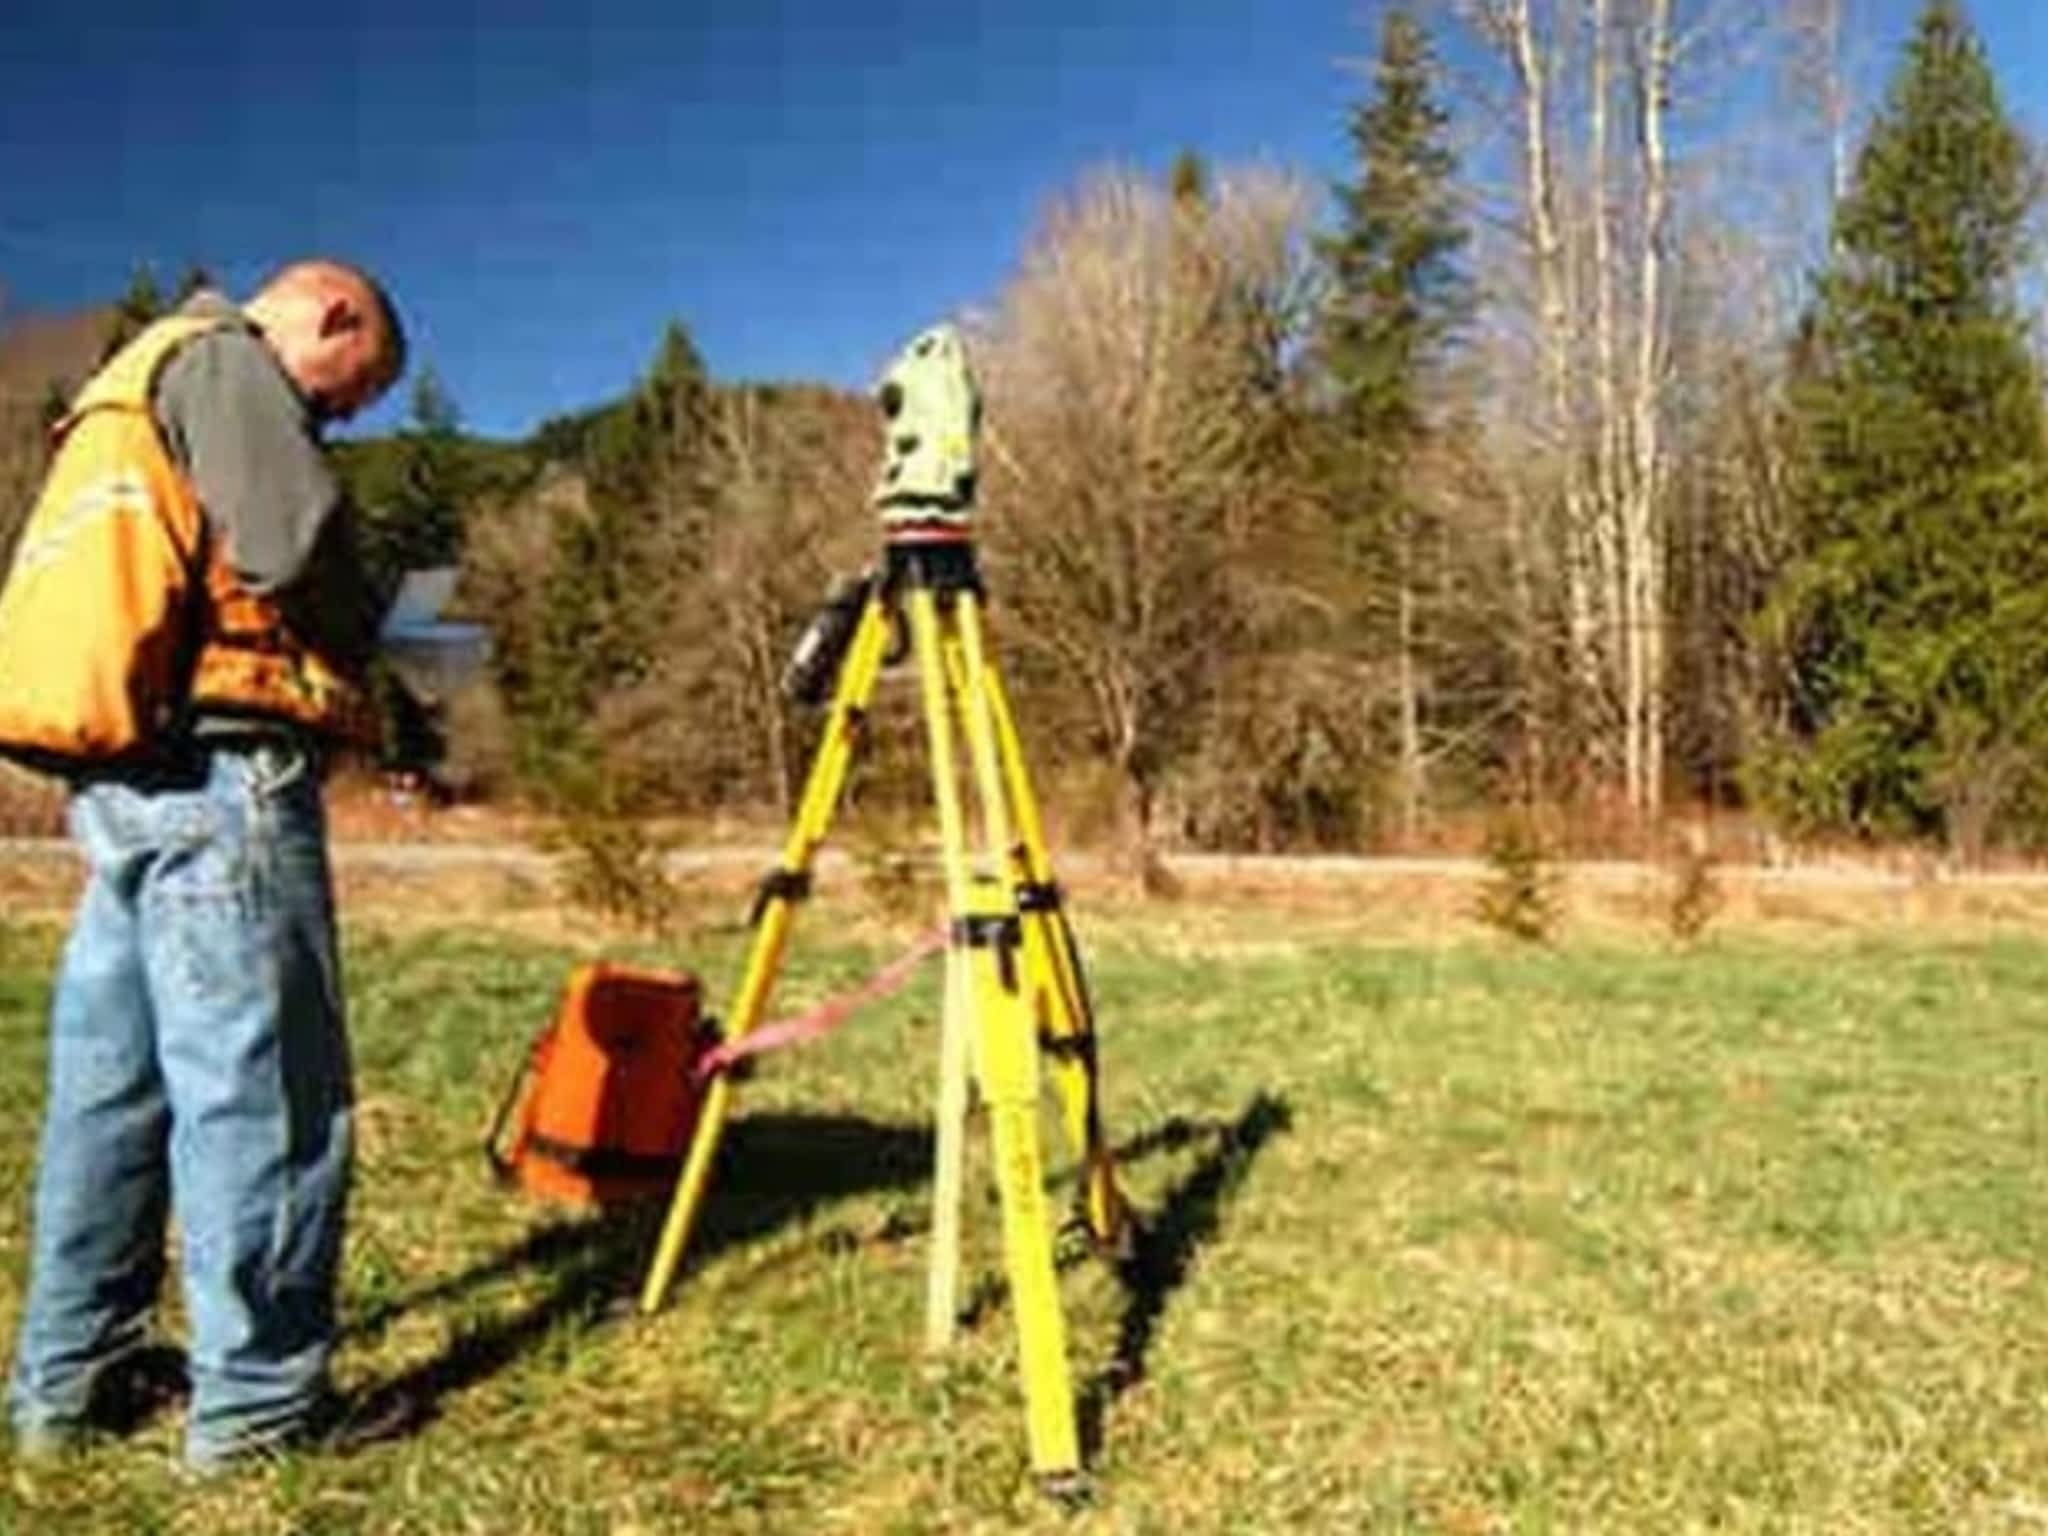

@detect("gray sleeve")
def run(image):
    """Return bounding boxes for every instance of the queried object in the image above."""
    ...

[155,330,383,675]
[154,328,338,594]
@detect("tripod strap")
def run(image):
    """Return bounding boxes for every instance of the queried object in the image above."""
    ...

[695,925,946,1083]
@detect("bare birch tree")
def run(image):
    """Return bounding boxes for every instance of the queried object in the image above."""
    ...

[1625,0,1674,812]
[1784,0,1854,212]
[1443,0,1767,822]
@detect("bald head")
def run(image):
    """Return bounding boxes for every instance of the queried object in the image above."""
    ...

[243,259,406,424]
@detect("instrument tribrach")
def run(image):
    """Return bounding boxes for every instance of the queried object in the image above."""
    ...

[636,324,1132,1500]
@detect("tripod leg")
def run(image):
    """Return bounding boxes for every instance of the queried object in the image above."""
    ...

[639,591,894,1314]
[964,607,1129,1252]
[911,590,1083,1478]
[905,589,1081,1479]
[925,916,973,1353]
[904,587,980,1353]
[967,881,1081,1479]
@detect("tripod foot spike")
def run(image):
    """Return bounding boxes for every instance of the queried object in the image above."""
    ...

[1038,1469,1094,1513]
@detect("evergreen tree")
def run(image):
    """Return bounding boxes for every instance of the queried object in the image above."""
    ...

[1758,0,2048,850]
[1313,3,1468,833]
[394,367,467,570]
[409,364,462,438]
[99,264,165,360]
[350,366,470,591]
[521,319,713,771]
[587,319,710,517]
[1318,4,1467,460]
[39,378,69,432]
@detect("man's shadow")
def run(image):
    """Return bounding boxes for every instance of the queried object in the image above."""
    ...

[341,1112,935,1435]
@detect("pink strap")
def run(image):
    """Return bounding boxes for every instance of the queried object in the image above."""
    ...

[694,926,947,1082]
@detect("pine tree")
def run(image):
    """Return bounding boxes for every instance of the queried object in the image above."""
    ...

[346,366,471,594]
[588,320,711,519]
[1319,5,1467,459]
[39,378,69,432]
[1758,0,2048,851]
[99,265,165,361]
[1315,3,1468,836]
[395,368,467,570]
[521,320,714,770]
[409,365,462,439]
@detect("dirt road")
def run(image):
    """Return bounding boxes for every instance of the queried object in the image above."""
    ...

[7,837,2048,941]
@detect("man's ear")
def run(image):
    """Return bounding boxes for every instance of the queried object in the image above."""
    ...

[318,296,364,340]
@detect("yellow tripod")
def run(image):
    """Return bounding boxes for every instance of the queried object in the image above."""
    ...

[637,328,1129,1497]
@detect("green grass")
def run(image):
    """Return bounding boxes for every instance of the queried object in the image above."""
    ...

[7,913,2048,1532]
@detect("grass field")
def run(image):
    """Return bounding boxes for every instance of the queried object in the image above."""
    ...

[6,889,2048,1533]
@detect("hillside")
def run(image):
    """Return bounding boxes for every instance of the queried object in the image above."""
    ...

[0,303,108,404]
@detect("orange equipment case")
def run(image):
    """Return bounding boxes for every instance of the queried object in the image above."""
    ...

[488,962,708,1206]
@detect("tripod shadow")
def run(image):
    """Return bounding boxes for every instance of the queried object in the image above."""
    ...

[342,1112,933,1439]
[1078,1091,1293,1457]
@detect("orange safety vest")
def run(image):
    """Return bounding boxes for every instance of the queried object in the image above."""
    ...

[0,313,374,770]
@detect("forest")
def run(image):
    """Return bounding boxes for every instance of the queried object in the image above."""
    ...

[3,0,2044,868]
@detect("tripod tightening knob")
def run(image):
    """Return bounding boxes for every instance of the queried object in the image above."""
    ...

[873,325,980,534]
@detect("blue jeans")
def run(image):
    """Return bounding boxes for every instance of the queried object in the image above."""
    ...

[8,739,353,1468]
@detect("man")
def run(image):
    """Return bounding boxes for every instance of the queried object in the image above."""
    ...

[6,259,405,1472]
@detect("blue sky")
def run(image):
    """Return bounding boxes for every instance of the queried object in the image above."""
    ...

[1,0,2041,439]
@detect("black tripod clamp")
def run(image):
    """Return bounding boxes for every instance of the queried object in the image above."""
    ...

[781,539,988,710]
[881,535,982,598]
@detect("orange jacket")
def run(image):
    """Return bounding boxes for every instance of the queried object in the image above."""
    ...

[0,313,374,768]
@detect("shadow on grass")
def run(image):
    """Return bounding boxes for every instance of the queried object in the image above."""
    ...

[341,1096,1288,1456]
[1078,1091,1293,1458]
[342,1112,933,1439]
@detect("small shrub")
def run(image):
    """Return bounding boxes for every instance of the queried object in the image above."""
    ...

[1138,846,1185,900]
[547,809,680,935]
[526,744,680,936]
[1475,809,1559,943]
[1664,832,1723,945]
